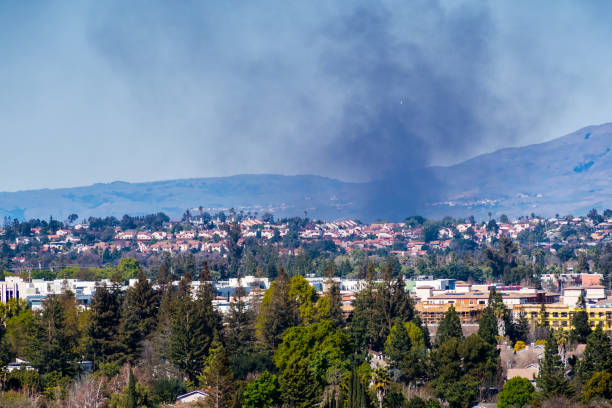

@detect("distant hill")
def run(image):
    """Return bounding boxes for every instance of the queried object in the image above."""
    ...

[0,175,362,221]
[1,123,612,222]
[427,122,612,218]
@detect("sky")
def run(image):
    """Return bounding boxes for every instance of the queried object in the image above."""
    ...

[1,1,612,191]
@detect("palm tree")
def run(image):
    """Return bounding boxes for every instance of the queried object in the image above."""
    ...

[372,367,390,408]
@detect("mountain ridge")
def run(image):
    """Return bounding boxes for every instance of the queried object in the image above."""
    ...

[2,123,612,221]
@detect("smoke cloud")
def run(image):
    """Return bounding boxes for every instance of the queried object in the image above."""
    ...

[1,1,612,197]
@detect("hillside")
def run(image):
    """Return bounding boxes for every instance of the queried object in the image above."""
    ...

[0,175,362,221]
[1,123,611,221]
[428,122,612,218]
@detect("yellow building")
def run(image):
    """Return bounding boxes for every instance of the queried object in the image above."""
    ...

[416,302,486,325]
[513,303,612,335]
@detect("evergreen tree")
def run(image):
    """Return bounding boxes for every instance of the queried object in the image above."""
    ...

[87,283,122,368]
[255,268,299,349]
[199,339,234,408]
[478,306,498,345]
[224,278,261,379]
[384,322,412,371]
[168,276,216,381]
[126,367,136,408]
[346,369,367,408]
[34,292,79,376]
[325,279,344,328]
[534,302,549,341]
[118,270,160,363]
[350,276,414,352]
[513,312,530,343]
[436,304,463,346]
[579,323,612,382]
[571,294,591,343]
[349,283,378,352]
[431,337,478,408]
[536,331,573,398]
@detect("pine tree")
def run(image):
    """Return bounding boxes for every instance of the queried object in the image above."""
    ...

[324,279,344,328]
[224,276,257,379]
[199,339,234,408]
[384,322,412,371]
[34,292,79,376]
[537,331,573,398]
[579,323,612,382]
[478,306,498,345]
[571,294,591,343]
[87,284,122,368]
[118,271,160,363]
[513,312,530,343]
[168,275,216,381]
[436,304,463,346]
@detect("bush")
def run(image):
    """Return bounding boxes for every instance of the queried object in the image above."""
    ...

[535,339,547,346]
[42,371,72,400]
[497,377,534,408]
[514,341,526,352]
[0,391,36,408]
[152,377,186,404]
[5,368,41,393]
[404,396,441,408]
[582,371,612,401]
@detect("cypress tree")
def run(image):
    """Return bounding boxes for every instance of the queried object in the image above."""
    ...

[536,331,574,398]
[126,367,136,408]
[346,369,367,408]
[436,304,463,346]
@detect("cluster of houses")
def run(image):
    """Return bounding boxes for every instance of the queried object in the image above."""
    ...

[4,214,612,268]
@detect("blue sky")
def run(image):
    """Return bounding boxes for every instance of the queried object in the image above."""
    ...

[1,1,612,191]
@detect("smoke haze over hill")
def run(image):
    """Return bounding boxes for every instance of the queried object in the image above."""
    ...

[2,2,612,198]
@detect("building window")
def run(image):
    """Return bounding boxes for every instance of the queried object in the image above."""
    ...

[561,312,567,317]
[590,313,595,318]
[561,321,567,327]
[553,312,558,318]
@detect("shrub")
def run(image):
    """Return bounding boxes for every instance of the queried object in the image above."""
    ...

[514,341,526,352]
[582,371,612,401]
[497,377,534,408]
[5,368,41,393]
[152,377,186,404]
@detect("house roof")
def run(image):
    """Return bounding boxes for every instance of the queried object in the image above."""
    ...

[176,390,208,400]
[506,368,538,381]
